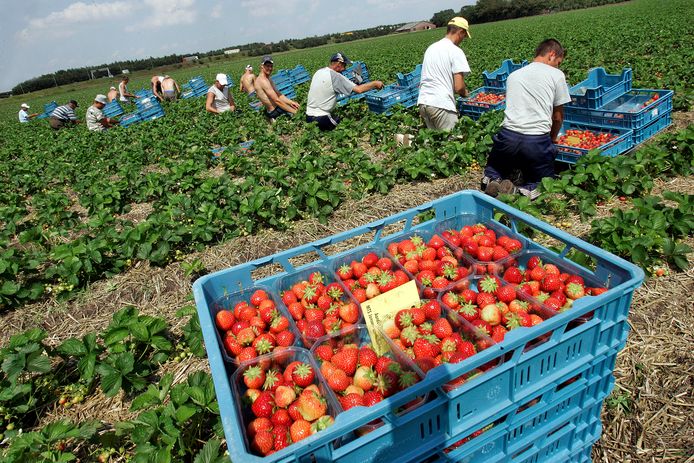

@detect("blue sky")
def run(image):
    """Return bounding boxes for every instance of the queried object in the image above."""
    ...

[1,0,472,92]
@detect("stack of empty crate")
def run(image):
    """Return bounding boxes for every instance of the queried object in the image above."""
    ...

[558,67,673,163]
[36,101,59,119]
[118,90,165,128]
[366,84,419,114]
[248,71,297,111]
[457,59,527,119]
[288,65,311,85]
[181,76,209,99]
[102,100,124,118]
[337,61,376,106]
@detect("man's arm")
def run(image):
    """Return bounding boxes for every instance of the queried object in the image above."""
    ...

[453,73,468,98]
[205,91,219,114]
[267,81,297,112]
[151,81,162,100]
[550,106,564,142]
[353,80,384,94]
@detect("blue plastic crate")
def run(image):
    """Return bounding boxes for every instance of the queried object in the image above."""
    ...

[555,122,633,164]
[342,61,370,84]
[135,96,161,111]
[36,113,49,120]
[397,64,422,88]
[271,70,294,86]
[289,65,311,85]
[569,68,632,109]
[102,101,123,118]
[43,101,58,114]
[193,190,643,463]
[631,109,672,146]
[138,105,165,121]
[457,87,506,119]
[366,85,419,110]
[483,59,528,89]
[564,88,673,129]
[119,112,142,128]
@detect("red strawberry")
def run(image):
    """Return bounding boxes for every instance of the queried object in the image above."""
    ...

[250,289,269,307]
[374,356,393,375]
[492,246,510,261]
[237,346,257,363]
[331,349,358,376]
[243,365,266,390]
[340,392,365,410]
[224,336,243,356]
[432,318,453,339]
[476,292,497,308]
[363,390,384,406]
[565,283,585,300]
[274,385,296,409]
[275,330,295,347]
[305,321,326,339]
[479,275,501,294]
[362,252,379,267]
[339,302,359,324]
[337,264,353,280]
[215,310,235,331]
[541,274,562,292]
[251,391,275,418]
[351,287,367,303]
[358,346,378,367]
[496,285,516,304]
[422,300,441,320]
[503,267,524,284]
[252,429,274,455]
[441,291,460,310]
[247,417,272,438]
[290,419,312,443]
[457,302,479,322]
[273,424,290,451]
[382,319,400,339]
[292,363,315,387]
[296,391,327,421]
[413,338,438,359]
[353,366,376,391]
[314,344,334,362]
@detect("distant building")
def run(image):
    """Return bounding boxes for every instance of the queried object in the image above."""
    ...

[122,69,130,74]
[395,21,436,33]
[182,55,199,63]
[224,49,241,55]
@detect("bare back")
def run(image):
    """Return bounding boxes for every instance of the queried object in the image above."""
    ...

[161,77,176,92]
[240,73,256,94]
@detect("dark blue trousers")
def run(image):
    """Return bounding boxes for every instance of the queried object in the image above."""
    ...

[483,127,557,190]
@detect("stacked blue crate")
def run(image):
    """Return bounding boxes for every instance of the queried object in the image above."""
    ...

[482,59,528,89]
[102,100,124,118]
[565,88,673,148]
[288,65,311,85]
[337,62,373,106]
[181,76,209,99]
[396,64,422,88]
[457,87,506,119]
[134,96,165,121]
[119,113,142,128]
[36,101,59,119]
[366,84,419,114]
[568,67,632,109]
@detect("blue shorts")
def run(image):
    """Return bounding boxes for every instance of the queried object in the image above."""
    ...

[306,114,340,131]
[266,106,291,119]
[483,127,557,190]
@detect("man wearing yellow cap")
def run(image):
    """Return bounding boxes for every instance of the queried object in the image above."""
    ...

[417,17,471,131]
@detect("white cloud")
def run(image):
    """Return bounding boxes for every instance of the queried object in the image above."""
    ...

[240,0,318,18]
[126,0,197,31]
[18,1,131,39]
[211,3,223,19]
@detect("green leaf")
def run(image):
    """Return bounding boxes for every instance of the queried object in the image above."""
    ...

[193,439,226,463]
[57,338,86,357]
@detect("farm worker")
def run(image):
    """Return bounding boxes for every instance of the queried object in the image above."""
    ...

[239,65,256,96]
[305,52,384,131]
[18,103,39,123]
[118,75,136,102]
[107,86,118,102]
[254,55,301,120]
[49,100,80,130]
[206,73,236,114]
[151,75,180,101]
[482,38,571,199]
[417,17,471,131]
[86,94,118,132]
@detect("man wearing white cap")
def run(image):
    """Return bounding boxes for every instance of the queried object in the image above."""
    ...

[206,73,236,114]
[18,103,38,123]
[417,17,472,131]
[239,65,256,96]
[86,94,117,131]
[107,86,119,102]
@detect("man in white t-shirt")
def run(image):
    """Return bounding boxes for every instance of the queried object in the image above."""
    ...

[483,39,571,200]
[417,17,472,131]
[306,52,384,131]
[206,73,236,114]
[18,103,38,123]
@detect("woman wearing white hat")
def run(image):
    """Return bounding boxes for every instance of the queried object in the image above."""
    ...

[18,103,39,123]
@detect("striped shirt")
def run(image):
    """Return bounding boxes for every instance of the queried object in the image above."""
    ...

[51,104,77,122]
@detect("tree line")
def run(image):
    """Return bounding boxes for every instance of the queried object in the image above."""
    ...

[12,25,401,95]
[430,0,627,27]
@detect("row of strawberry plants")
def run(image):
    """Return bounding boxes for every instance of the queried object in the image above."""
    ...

[503,126,694,274]
[0,305,228,462]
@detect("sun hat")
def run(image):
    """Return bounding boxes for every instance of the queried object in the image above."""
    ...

[21,103,30,109]
[94,94,108,104]
[448,17,471,37]
[216,73,228,86]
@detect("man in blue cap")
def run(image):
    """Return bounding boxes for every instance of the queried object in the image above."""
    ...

[255,55,300,120]
[306,52,384,131]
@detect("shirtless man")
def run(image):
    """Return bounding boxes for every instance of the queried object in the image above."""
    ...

[254,56,300,120]
[151,75,180,101]
[107,86,118,102]
[239,65,256,96]
[118,76,136,102]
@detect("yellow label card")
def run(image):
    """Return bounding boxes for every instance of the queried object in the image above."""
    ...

[361,280,420,355]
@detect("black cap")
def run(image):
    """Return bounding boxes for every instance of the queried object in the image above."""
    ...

[69,99,79,107]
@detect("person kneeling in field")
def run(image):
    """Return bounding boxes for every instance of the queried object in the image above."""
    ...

[255,55,300,121]
[49,100,80,130]
[151,75,180,102]
[305,52,383,131]
[482,39,571,200]
[206,73,236,114]
[86,94,118,132]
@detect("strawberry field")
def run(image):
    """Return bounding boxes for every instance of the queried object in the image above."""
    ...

[0,0,692,461]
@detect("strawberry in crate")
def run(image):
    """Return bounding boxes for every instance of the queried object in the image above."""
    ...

[235,350,336,457]
[312,328,420,410]
[336,250,411,302]
[500,255,607,313]
[381,300,494,391]
[215,289,296,365]
[439,275,550,344]
[386,233,470,299]
[440,223,523,274]
[279,269,360,344]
